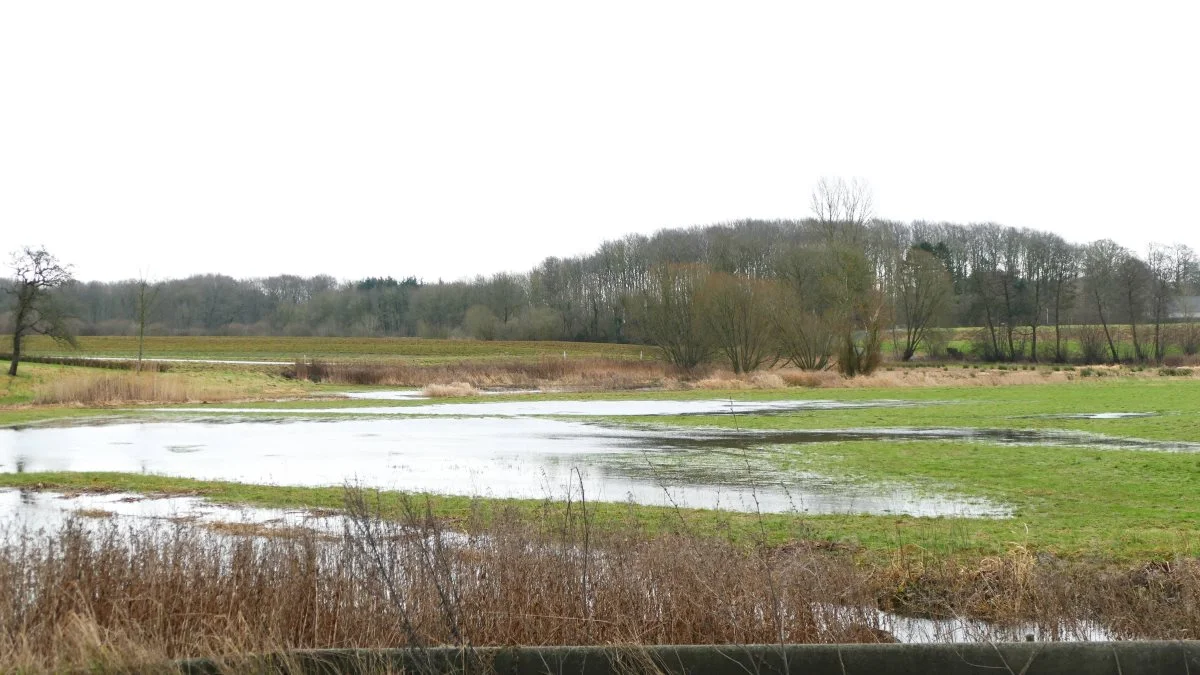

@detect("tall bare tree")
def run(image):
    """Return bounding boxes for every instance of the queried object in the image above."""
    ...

[810,178,886,375]
[809,176,874,231]
[1117,254,1151,361]
[896,246,952,360]
[6,247,76,376]
[1146,243,1198,362]
[1023,231,1056,362]
[624,264,711,370]
[1167,245,1200,355]
[771,244,836,370]
[1083,239,1127,363]
[828,246,888,376]
[1047,239,1080,362]
[701,272,778,374]
[134,273,162,372]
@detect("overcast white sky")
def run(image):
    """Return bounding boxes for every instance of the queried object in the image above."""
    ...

[2,1,1198,283]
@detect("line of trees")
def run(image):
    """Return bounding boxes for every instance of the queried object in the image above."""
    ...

[5,182,1198,373]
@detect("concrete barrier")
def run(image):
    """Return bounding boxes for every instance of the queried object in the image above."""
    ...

[179,642,1200,674]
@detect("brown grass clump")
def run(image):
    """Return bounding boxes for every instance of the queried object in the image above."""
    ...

[748,371,786,389]
[72,509,115,519]
[778,369,840,388]
[693,370,789,390]
[421,382,478,398]
[31,372,242,405]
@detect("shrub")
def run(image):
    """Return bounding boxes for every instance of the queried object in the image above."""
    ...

[923,328,950,360]
[1075,325,1109,365]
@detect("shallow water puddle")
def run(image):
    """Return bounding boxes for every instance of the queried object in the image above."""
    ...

[1026,412,1158,420]
[163,398,916,416]
[341,390,427,401]
[338,389,543,401]
[0,488,339,535]
[817,605,1115,643]
[0,418,1005,517]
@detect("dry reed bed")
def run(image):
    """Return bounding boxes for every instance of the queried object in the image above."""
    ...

[289,357,1190,393]
[31,372,243,405]
[2,493,1199,672]
[290,358,677,390]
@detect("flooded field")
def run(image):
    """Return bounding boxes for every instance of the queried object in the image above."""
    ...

[0,417,1007,517]
[165,397,916,416]
[5,394,1190,520]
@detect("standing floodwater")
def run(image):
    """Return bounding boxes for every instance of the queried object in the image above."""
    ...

[0,416,1007,517]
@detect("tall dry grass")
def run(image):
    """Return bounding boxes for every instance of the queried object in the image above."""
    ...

[421,382,479,398]
[2,488,1199,672]
[290,357,679,391]
[32,372,242,405]
[286,355,1200,393]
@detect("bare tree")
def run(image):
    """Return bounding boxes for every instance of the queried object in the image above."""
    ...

[1147,244,1173,363]
[768,289,835,371]
[1023,232,1057,362]
[809,179,886,375]
[896,246,952,360]
[771,244,836,370]
[809,176,874,226]
[701,272,778,374]
[1167,245,1200,355]
[1117,253,1151,361]
[1148,243,1198,362]
[134,273,162,372]
[828,246,888,376]
[5,247,76,376]
[1047,240,1080,362]
[809,176,874,244]
[1083,240,1127,363]
[625,264,711,370]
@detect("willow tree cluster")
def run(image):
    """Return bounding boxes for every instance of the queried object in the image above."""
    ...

[623,226,940,376]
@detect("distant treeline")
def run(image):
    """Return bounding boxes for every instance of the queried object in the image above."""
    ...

[4,216,1198,366]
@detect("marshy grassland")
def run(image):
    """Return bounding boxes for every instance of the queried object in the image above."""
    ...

[3,337,1200,670]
